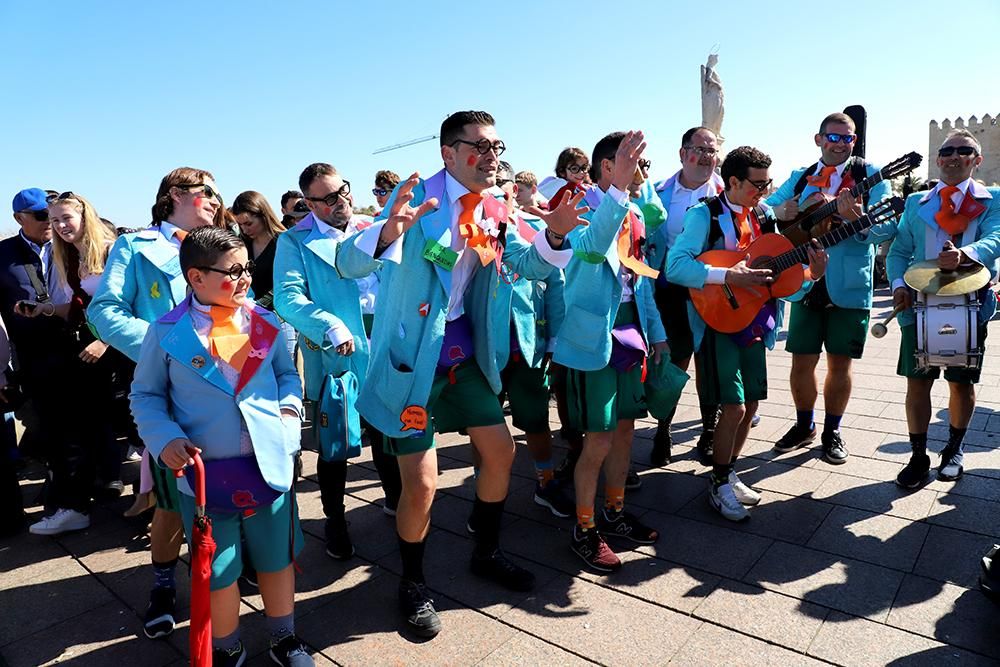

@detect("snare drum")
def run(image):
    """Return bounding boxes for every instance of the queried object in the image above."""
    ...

[914,293,983,370]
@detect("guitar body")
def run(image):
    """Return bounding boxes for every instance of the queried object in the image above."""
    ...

[777,193,837,246]
[690,233,805,333]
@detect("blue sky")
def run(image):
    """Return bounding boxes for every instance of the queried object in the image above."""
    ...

[2,1,997,236]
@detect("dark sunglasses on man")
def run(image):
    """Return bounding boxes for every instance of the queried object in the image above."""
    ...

[823,133,856,145]
[372,187,389,197]
[21,209,48,222]
[179,183,222,202]
[746,178,773,193]
[306,181,351,207]
[938,146,979,158]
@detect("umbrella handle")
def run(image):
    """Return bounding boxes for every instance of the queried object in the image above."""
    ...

[173,449,207,516]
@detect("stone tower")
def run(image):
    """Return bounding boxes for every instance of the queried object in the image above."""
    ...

[929,114,1000,185]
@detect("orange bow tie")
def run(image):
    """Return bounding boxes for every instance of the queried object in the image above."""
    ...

[934,185,971,235]
[616,211,659,279]
[731,207,755,250]
[457,192,500,266]
[208,305,249,372]
[805,165,837,189]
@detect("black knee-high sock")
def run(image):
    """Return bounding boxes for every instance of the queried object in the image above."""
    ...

[701,403,720,432]
[472,497,505,557]
[947,425,967,453]
[316,459,347,521]
[658,406,678,431]
[910,432,928,457]
[398,535,426,584]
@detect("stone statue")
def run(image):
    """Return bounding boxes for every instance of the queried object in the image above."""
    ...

[701,53,724,142]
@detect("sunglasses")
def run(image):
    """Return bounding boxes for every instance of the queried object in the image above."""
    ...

[306,181,351,207]
[372,187,389,197]
[938,146,979,158]
[197,261,256,281]
[566,163,590,174]
[181,183,222,202]
[496,178,513,188]
[638,159,652,171]
[823,133,856,145]
[22,209,49,222]
[450,138,506,156]
[745,178,773,193]
[684,145,718,158]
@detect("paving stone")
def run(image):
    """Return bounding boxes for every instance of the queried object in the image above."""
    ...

[926,491,1000,538]
[479,632,596,666]
[500,575,700,665]
[809,610,996,666]
[745,541,904,622]
[887,574,1000,659]
[913,525,1000,589]
[620,468,707,514]
[806,506,929,571]
[926,472,1000,504]
[736,458,832,498]
[693,579,827,651]
[811,472,936,521]
[636,512,773,579]
[806,451,906,483]
[667,621,827,667]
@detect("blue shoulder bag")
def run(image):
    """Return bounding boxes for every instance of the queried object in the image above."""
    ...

[315,371,362,462]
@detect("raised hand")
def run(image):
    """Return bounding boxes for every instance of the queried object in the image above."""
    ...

[611,131,647,192]
[378,172,439,249]
[540,189,590,246]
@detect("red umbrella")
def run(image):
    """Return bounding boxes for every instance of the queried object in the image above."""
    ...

[177,451,214,666]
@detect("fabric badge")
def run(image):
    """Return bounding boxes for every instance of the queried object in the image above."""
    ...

[400,405,428,433]
[191,355,206,369]
[150,281,161,299]
[418,303,430,317]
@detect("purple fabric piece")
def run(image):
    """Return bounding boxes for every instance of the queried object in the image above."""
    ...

[186,456,280,514]
[610,323,648,373]
[730,301,777,348]
[437,314,475,374]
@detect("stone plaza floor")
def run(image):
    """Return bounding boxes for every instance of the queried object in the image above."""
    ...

[2,288,999,666]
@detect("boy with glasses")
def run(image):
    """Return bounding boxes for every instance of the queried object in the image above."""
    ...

[768,112,894,466]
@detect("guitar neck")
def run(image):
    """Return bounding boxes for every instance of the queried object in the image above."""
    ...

[771,213,874,273]
[799,170,882,228]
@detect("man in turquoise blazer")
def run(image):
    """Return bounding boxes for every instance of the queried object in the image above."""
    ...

[273,162,401,562]
[889,129,1000,490]
[552,131,666,573]
[331,111,588,638]
[767,112,894,465]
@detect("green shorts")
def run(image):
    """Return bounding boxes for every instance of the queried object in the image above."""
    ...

[566,302,647,433]
[785,302,870,359]
[696,329,768,405]
[149,453,182,514]
[178,489,304,591]
[896,323,987,385]
[501,356,551,434]
[654,282,695,363]
[385,362,506,456]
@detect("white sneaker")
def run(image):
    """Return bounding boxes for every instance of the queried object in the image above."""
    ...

[29,508,90,535]
[709,483,750,522]
[728,470,761,506]
[126,445,143,462]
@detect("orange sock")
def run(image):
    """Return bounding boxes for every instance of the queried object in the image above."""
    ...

[535,462,554,488]
[604,485,625,513]
[576,506,595,531]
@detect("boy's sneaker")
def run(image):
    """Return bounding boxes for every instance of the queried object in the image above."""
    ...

[29,508,90,536]
[727,470,761,506]
[470,548,536,592]
[938,447,965,481]
[143,586,176,639]
[751,413,761,427]
[625,469,642,491]
[896,453,931,489]
[325,517,354,560]
[774,424,816,453]
[269,632,314,666]
[570,525,621,573]
[533,480,574,518]
[239,566,258,589]
[596,508,659,544]
[213,640,247,667]
[399,579,442,638]
[821,431,849,464]
[709,483,750,522]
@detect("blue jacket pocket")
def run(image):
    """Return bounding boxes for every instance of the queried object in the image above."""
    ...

[316,371,362,462]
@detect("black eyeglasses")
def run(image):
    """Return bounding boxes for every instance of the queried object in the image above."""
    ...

[683,145,718,157]
[372,187,389,197]
[638,159,652,171]
[566,163,590,174]
[306,181,351,207]
[496,178,513,188]
[197,261,255,281]
[745,178,773,193]
[938,146,979,158]
[180,183,222,202]
[823,133,856,145]
[450,139,506,156]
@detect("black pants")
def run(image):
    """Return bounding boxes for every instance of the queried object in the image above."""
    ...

[0,412,24,531]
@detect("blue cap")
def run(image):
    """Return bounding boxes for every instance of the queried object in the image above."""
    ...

[12,188,49,213]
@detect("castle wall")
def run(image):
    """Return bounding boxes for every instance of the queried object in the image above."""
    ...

[929,114,1000,185]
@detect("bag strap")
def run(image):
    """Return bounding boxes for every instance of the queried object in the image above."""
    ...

[705,196,726,248]
[792,163,820,198]
[20,262,49,303]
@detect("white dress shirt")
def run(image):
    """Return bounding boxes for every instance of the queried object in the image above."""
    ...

[666,177,721,249]
[593,185,635,302]
[313,214,381,316]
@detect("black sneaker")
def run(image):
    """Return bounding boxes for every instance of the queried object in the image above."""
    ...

[554,448,579,483]
[625,469,642,491]
[696,430,714,464]
[982,544,999,578]
[895,453,931,489]
[325,517,355,560]
[269,632,314,666]
[533,480,574,518]
[239,565,258,589]
[470,548,536,592]
[570,525,621,573]
[938,447,965,481]
[597,508,659,545]
[143,586,176,639]
[821,431,849,465]
[213,640,247,667]
[650,429,672,467]
[399,579,441,638]
[774,424,817,453]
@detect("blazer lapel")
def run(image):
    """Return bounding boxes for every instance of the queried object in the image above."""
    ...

[918,195,942,231]
[234,304,279,396]
[135,231,187,305]
[301,213,341,270]
[159,309,234,396]
[419,170,453,296]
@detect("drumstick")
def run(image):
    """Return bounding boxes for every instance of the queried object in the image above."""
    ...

[871,304,904,338]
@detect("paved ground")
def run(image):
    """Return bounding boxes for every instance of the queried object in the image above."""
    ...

[2,288,1000,666]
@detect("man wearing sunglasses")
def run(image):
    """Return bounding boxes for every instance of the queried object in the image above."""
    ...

[372,170,400,216]
[647,127,725,466]
[767,112,895,466]
[888,129,1000,489]
[274,162,401,564]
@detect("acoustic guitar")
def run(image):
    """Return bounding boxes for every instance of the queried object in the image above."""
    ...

[691,196,905,333]
[779,152,920,245]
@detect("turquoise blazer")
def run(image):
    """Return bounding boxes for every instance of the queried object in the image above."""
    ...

[552,188,666,372]
[335,169,564,439]
[88,227,189,362]
[666,200,784,352]
[273,213,371,401]
[887,184,1000,327]
[766,162,894,310]
[130,297,303,496]
[507,213,566,368]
